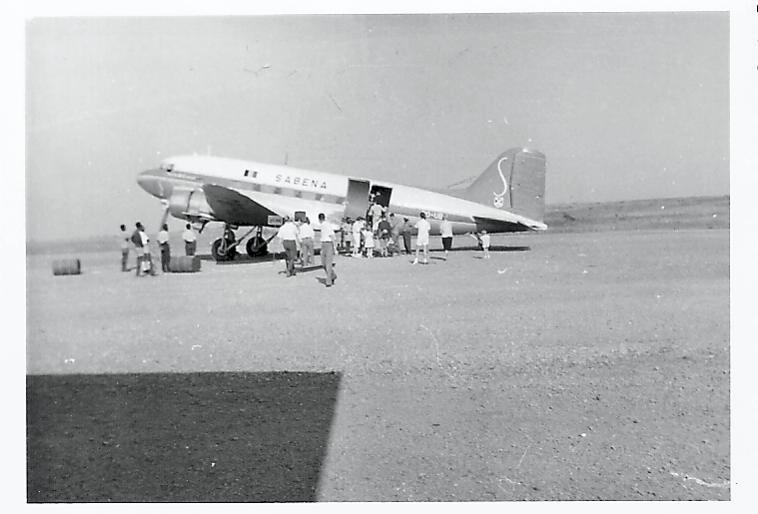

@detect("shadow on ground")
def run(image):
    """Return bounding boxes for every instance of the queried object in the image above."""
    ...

[27,371,341,502]
[198,253,282,265]
[429,245,531,253]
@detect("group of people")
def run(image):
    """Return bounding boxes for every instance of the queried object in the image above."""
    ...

[119,222,198,276]
[275,214,337,286]
[120,209,494,282]
[344,207,452,265]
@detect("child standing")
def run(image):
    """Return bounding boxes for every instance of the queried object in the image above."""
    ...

[362,227,375,258]
[480,230,491,259]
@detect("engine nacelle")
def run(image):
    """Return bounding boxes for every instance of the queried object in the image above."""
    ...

[168,187,214,221]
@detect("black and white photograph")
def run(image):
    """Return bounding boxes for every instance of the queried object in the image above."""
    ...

[11,0,756,506]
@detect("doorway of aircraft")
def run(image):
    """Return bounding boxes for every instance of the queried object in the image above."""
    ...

[345,179,371,220]
[369,185,393,208]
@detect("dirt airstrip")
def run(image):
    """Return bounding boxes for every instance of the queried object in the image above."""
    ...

[27,197,730,501]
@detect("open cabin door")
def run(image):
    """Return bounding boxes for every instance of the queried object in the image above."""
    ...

[345,179,371,220]
[369,185,393,208]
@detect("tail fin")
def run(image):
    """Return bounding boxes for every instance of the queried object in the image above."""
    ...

[464,148,546,223]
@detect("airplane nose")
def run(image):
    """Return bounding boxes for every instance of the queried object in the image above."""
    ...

[137,169,169,198]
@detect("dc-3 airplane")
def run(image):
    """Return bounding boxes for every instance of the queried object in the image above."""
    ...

[136,147,547,261]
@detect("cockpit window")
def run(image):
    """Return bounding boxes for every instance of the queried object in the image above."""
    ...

[160,162,174,172]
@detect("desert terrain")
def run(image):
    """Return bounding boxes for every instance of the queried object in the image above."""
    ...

[26,196,730,501]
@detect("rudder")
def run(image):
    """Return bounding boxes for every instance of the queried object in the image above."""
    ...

[464,148,546,223]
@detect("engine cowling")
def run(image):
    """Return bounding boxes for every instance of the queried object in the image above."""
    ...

[168,187,213,221]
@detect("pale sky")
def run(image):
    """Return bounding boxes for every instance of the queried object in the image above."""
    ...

[25,12,729,241]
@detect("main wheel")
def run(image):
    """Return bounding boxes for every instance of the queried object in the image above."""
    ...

[246,236,269,257]
[211,238,237,262]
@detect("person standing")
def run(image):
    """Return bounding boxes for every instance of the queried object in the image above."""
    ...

[299,217,315,267]
[182,224,197,256]
[276,216,300,277]
[389,213,402,256]
[352,217,365,257]
[318,213,338,287]
[401,217,413,255]
[157,223,171,272]
[369,201,384,230]
[440,214,454,260]
[480,230,491,259]
[362,225,375,258]
[131,222,145,276]
[119,224,130,272]
[340,218,351,253]
[412,212,431,265]
[139,225,158,276]
[377,215,392,257]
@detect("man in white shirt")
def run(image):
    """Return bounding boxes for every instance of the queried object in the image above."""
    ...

[413,212,431,265]
[318,213,338,287]
[440,214,454,260]
[299,217,315,267]
[139,225,157,276]
[182,224,197,256]
[157,223,171,272]
[369,202,384,230]
[276,216,300,277]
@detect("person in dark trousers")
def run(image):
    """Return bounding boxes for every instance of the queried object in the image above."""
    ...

[440,214,454,260]
[389,213,402,256]
[276,216,299,277]
[157,223,171,272]
[400,217,413,255]
[131,222,144,276]
[119,224,130,271]
[377,215,392,257]
[182,224,197,256]
[318,213,338,287]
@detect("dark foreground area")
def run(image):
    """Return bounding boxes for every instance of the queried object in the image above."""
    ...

[27,372,341,502]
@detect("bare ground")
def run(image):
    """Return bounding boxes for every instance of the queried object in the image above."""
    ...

[26,205,729,501]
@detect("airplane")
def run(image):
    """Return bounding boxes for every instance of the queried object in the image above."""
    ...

[136,147,547,261]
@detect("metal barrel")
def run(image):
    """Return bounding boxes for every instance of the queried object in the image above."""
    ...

[52,258,81,276]
[168,255,201,273]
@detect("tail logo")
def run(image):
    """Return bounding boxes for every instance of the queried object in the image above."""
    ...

[493,157,509,208]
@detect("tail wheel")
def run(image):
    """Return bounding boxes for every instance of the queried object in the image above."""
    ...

[246,236,269,257]
[211,238,237,262]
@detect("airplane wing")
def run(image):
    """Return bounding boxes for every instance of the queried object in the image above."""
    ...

[202,184,281,226]
[202,183,345,229]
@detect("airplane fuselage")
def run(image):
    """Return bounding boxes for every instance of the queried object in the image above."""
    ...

[137,154,546,236]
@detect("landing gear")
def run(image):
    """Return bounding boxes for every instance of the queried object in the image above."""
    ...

[210,225,273,262]
[211,225,238,262]
[246,235,268,257]
[211,237,237,261]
